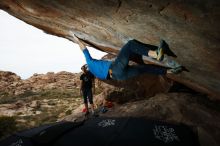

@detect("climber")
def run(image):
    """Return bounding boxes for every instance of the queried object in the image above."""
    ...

[80,64,96,116]
[73,34,182,81]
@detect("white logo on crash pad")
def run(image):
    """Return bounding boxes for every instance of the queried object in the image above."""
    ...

[98,119,115,127]
[9,138,23,146]
[153,125,180,143]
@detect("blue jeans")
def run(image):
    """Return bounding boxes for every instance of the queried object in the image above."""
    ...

[110,39,167,80]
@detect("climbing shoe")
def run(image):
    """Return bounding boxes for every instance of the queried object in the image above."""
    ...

[85,111,90,116]
[92,111,99,117]
[100,106,108,113]
[160,40,177,57]
[170,66,183,74]
[156,47,164,61]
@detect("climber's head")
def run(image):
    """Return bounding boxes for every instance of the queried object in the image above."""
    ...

[81,64,88,73]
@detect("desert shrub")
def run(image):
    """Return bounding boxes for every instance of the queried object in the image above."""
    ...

[38,89,80,99]
[0,116,17,140]
[0,91,9,97]
[0,90,36,104]
[0,96,15,104]
[65,110,72,115]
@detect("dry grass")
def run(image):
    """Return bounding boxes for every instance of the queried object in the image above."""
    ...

[0,89,83,139]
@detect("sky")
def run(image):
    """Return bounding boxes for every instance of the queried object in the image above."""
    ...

[0,10,106,79]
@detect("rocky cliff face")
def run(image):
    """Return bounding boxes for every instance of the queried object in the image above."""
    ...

[0,71,83,137]
[0,0,219,99]
[0,71,21,94]
[0,71,80,96]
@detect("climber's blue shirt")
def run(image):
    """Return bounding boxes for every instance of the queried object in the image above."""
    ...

[83,48,112,80]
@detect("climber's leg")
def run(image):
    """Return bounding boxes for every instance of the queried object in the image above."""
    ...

[111,64,167,80]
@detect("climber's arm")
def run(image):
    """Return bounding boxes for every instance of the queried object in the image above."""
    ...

[72,34,86,51]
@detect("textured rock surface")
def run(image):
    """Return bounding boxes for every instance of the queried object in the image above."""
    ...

[65,92,220,146]
[0,71,21,89]
[0,70,220,145]
[0,0,219,99]
[0,71,80,96]
[0,71,83,137]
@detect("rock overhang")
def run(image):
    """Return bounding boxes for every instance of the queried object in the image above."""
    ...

[0,0,219,99]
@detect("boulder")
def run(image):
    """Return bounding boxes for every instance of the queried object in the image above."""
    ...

[0,0,219,99]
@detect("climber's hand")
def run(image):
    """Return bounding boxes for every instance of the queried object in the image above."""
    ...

[71,34,86,50]
[72,34,80,42]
